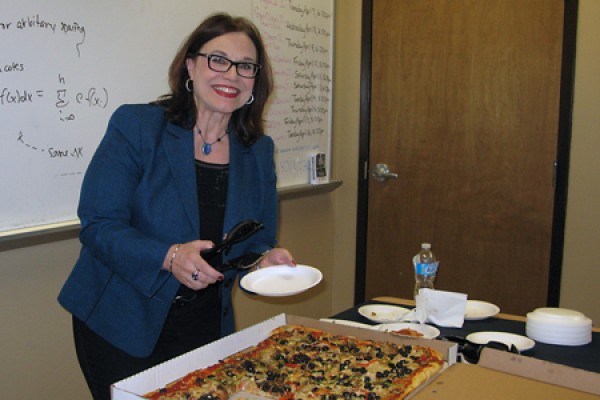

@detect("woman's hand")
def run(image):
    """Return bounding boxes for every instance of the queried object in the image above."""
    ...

[164,241,224,289]
[259,247,296,268]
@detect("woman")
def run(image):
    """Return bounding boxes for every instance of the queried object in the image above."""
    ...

[58,13,295,400]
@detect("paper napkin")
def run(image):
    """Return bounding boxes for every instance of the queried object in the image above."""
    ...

[406,288,468,327]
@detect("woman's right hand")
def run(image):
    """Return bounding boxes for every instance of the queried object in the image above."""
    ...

[164,241,225,289]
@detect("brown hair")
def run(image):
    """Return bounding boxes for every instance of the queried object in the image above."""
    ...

[153,13,273,146]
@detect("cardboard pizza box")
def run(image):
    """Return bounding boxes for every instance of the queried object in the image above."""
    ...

[111,313,457,399]
[413,348,600,399]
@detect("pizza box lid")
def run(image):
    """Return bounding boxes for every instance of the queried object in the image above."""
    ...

[111,313,457,399]
[412,348,600,399]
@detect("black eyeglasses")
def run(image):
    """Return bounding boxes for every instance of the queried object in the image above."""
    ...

[195,52,261,78]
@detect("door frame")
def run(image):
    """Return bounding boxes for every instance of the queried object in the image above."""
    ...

[354,0,579,306]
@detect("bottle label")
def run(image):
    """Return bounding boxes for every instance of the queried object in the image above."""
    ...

[415,262,439,276]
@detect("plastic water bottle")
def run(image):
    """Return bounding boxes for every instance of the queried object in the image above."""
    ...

[414,243,439,298]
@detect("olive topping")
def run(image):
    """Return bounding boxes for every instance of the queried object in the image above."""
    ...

[398,345,412,357]
[352,367,368,374]
[242,359,255,373]
[292,353,311,364]
[266,370,280,380]
[271,384,285,393]
[366,392,380,400]
[199,395,221,400]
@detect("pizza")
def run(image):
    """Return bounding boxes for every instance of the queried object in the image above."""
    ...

[143,324,444,400]
[390,328,424,338]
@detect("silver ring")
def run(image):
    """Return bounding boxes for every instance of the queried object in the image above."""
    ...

[192,271,199,281]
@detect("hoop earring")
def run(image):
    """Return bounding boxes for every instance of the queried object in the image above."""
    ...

[185,79,193,93]
[246,94,255,105]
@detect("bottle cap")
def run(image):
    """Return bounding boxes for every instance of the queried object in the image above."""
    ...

[421,243,431,249]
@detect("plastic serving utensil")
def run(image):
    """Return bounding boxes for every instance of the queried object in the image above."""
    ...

[201,220,264,262]
[215,252,263,273]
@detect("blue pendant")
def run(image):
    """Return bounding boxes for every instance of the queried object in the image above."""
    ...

[202,143,212,155]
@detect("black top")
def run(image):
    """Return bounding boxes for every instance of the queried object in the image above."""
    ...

[196,159,229,257]
[174,160,229,325]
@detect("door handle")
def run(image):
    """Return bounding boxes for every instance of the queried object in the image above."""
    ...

[372,163,399,182]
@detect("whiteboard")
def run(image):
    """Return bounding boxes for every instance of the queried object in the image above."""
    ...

[0,0,333,236]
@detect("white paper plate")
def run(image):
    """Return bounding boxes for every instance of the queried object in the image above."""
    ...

[357,304,411,323]
[466,331,535,351]
[375,322,440,339]
[531,307,586,320]
[464,300,500,320]
[240,265,322,296]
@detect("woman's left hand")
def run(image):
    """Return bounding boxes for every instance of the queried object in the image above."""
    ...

[259,247,296,268]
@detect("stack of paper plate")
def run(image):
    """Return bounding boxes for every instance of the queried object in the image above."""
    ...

[526,307,592,346]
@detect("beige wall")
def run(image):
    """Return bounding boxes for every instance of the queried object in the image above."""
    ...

[0,235,85,399]
[559,0,600,323]
[0,0,598,398]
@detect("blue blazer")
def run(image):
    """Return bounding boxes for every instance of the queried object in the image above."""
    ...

[58,104,278,357]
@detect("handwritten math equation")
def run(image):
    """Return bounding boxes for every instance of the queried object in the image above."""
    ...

[55,74,109,122]
[1,73,109,122]
[2,73,109,160]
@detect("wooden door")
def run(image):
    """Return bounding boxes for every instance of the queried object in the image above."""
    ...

[363,0,565,314]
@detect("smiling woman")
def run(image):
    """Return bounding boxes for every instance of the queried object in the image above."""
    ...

[57,12,296,400]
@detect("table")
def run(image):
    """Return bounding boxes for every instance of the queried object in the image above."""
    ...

[330,297,600,374]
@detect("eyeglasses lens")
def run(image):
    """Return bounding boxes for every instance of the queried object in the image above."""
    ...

[206,55,259,78]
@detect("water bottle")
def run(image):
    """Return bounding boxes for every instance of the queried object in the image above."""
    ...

[414,243,439,298]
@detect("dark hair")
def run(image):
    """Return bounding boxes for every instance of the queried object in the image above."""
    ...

[153,13,273,146]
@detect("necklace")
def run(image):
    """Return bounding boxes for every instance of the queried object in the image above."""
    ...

[197,126,228,155]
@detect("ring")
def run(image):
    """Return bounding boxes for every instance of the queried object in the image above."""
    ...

[192,271,199,281]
